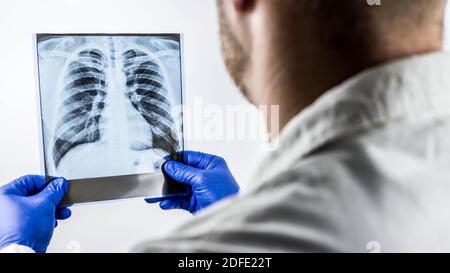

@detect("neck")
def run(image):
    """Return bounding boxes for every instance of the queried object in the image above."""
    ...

[248,48,371,137]
[249,32,443,139]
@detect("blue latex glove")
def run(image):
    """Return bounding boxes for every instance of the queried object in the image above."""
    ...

[0,175,71,253]
[146,151,240,214]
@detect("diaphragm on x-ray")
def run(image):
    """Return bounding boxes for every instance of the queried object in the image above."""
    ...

[34,34,185,205]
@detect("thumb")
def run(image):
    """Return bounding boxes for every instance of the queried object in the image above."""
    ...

[163,161,201,187]
[36,177,68,205]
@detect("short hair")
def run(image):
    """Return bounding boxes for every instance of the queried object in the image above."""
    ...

[280,0,446,53]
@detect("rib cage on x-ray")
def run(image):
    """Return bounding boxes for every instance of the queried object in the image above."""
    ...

[47,36,182,171]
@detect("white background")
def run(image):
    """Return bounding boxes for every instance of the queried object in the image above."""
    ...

[0,0,449,253]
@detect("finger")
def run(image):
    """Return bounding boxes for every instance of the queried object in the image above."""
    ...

[163,161,201,186]
[56,207,72,220]
[36,177,68,205]
[160,199,181,210]
[160,198,190,211]
[145,197,165,204]
[0,175,47,196]
[145,192,192,204]
[175,151,218,169]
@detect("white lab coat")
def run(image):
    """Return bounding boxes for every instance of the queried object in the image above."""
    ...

[134,51,450,253]
[4,51,450,253]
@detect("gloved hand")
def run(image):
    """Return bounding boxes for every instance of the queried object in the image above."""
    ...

[0,175,71,253]
[146,151,240,214]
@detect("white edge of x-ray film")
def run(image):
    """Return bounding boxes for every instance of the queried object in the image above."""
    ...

[180,34,188,151]
[34,34,187,206]
[33,34,47,177]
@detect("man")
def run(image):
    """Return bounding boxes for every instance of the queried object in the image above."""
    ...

[1,0,450,252]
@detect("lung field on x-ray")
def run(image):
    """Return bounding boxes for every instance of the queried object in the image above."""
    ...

[122,48,179,155]
[53,49,108,168]
[46,36,182,173]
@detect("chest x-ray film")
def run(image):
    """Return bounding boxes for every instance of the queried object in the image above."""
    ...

[34,34,188,206]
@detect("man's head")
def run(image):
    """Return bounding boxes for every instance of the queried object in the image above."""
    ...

[217,0,447,128]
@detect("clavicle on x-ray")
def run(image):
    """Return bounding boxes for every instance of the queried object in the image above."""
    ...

[35,34,186,205]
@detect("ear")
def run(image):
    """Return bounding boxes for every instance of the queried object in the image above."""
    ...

[233,0,255,13]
